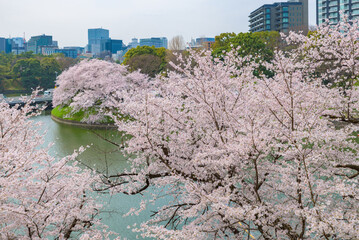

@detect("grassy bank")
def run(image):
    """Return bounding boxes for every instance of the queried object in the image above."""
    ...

[51,105,114,124]
[51,106,88,122]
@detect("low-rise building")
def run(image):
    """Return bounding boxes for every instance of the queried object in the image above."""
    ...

[127,38,140,49]
[64,46,85,55]
[55,48,77,58]
[140,37,168,48]
[41,46,58,56]
[188,37,215,50]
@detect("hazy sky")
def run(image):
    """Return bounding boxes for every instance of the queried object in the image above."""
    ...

[0,0,316,48]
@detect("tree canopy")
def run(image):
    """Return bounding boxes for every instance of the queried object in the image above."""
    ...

[123,46,167,77]
[13,58,42,90]
[212,31,280,77]
[0,52,77,92]
[53,59,148,123]
[212,31,280,59]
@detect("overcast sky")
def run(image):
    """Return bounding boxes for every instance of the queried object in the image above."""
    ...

[0,0,316,48]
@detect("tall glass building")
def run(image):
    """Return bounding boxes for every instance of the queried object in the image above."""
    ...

[11,38,26,54]
[0,37,12,53]
[249,0,308,33]
[104,39,125,54]
[317,0,359,25]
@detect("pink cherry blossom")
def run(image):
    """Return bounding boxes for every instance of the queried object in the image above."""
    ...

[53,59,148,123]
[0,98,110,239]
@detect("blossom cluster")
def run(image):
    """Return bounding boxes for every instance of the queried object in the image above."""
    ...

[53,59,148,123]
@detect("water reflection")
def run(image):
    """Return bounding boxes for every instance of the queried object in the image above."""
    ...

[32,113,158,239]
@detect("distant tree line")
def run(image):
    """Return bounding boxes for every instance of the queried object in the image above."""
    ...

[123,31,282,78]
[0,31,285,92]
[0,51,78,92]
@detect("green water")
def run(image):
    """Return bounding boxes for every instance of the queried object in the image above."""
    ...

[32,113,163,239]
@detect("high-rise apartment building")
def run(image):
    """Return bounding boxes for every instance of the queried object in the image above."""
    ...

[249,0,308,33]
[139,37,168,48]
[87,28,110,55]
[317,0,359,25]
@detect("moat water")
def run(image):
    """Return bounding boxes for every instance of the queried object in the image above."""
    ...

[32,112,162,239]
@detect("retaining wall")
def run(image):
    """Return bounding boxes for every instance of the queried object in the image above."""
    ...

[51,114,117,130]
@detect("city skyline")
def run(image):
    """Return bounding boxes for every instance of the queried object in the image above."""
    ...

[0,0,316,48]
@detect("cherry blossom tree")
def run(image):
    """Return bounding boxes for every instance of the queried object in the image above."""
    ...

[0,99,110,239]
[53,59,148,123]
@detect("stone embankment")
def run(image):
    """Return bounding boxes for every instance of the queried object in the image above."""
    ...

[51,114,117,129]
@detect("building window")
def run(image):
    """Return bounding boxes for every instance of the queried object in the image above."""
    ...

[266,20,271,24]
[283,7,288,11]
[283,18,288,22]
[266,14,271,18]
[266,25,271,30]
[266,8,270,13]
[283,12,288,17]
